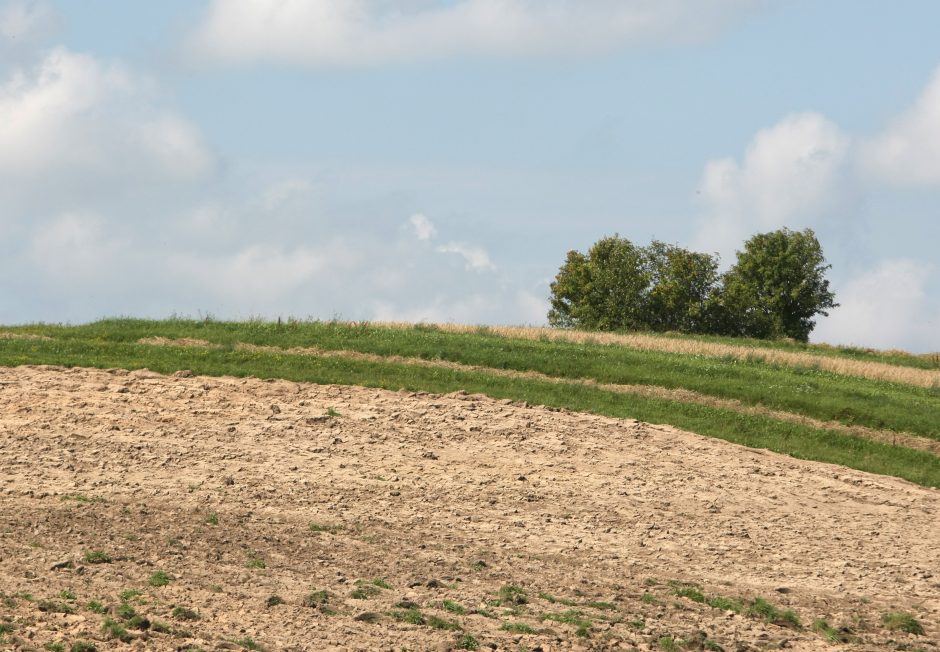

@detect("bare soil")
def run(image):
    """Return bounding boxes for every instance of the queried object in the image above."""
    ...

[1,365,937,651]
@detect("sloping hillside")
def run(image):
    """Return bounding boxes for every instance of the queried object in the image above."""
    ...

[0,365,937,651]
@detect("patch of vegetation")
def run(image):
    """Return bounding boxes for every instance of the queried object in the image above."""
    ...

[83,550,112,564]
[442,599,466,615]
[538,592,577,606]
[812,618,858,643]
[456,633,479,650]
[390,608,426,625]
[205,512,219,525]
[747,597,801,628]
[428,615,462,631]
[371,578,392,589]
[245,553,266,569]
[0,622,13,635]
[150,621,172,634]
[882,611,924,635]
[500,622,536,634]
[640,592,657,604]
[43,643,65,652]
[102,617,133,643]
[657,636,682,652]
[265,595,284,608]
[61,494,104,504]
[705,594,743,612]
[70,642,98,652]
[670,582,705,603]
[326,407,341,418]
[148,570,172,587]
[471,560,487,571]
[37,600,75,614]
[119,589,142,602]
[584,601,616,610]
[171,606,201,621]
[234,637,262,650]
[498,584,528,605]
[350,583,382,600]
[309,522,344,534]
[86,599,106,614]
[541,610,592,637]
[302,590,335,614]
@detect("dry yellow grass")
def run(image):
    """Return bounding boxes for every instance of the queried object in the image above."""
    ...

[371,322,940,389]
[138,336,217,348]
[0,331,51,341]
[224,341,939,457]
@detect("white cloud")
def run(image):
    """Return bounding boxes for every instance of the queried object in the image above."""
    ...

[29,214,124,284]
[693,112,852,260]
[171,245,332,301]
[0,0,56,51]
[409,213,437,241]
[859,65,940,187]
[0,47,213,189]
[187,0,761,67]
[437,241,496,272]
[262,178,313,212]
[372,287,546,325]
[813,260,939,352]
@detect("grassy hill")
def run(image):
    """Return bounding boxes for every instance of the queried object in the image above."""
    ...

[2,318,939,488]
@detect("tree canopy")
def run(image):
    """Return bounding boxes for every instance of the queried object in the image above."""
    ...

[548,228,837,342]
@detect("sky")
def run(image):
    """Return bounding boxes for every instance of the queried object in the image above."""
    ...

[1,0,939,352]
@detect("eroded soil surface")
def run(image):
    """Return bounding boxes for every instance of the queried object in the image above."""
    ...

[0,365,938,651]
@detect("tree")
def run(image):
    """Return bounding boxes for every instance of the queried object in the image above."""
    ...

[547,236,721,334]
[716,228,837,341]
[548,236,649,331]
[642,241,721,334]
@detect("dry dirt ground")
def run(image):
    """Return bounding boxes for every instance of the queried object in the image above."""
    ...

[0,365,938,652]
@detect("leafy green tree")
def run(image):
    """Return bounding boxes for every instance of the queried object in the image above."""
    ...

[548,237,721,333]
[642,241,721,333]
[548,236,649,330]
[716,228,837,341]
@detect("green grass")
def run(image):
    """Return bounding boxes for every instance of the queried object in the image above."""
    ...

[747,598,801,628]
[82,550,111,564]
[705,595,743,613]
[70,642,97,652]
[427,615,462,631]
[882,611,924,635]
[390,608,426,625]
[442,599,466,614]
[670,582,706,603]
[148,571,172,587]
[171,606,200,621]
[350,583,382,600]
[498,584,528,605]
[457,634,479,650]
[3,319,940,489]
[245,554,266,569]
[500,622,536,634]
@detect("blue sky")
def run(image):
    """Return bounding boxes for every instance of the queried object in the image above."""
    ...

[2,1,939,351]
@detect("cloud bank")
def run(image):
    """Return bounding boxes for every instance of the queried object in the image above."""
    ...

[692,65,940,351]
[187,0,761,67]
